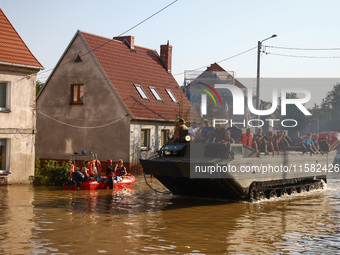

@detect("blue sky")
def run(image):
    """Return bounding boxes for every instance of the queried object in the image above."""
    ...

[1,0,340,103]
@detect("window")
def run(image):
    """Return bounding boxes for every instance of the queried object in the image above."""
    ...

[0,139,7,171]
[166,89,178,103]
[0,83,7,110]
[134,84,149,100]
[141,129,150,149]
[71,84,84,104]
[161,129,169,146]
[149,87,162,101]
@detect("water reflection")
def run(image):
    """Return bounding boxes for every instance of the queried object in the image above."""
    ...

[0,185,35,254]
[0,178,339,254]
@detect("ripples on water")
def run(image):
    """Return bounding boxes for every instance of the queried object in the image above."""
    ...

[0,176,340,254]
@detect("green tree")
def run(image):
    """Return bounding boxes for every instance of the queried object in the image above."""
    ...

[273,92,309,136]
[36,80,44,96]
[320,83,340,131]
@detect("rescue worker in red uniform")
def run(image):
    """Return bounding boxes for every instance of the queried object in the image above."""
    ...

[105,159,115,189]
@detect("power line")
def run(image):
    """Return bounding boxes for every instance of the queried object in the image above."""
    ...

[173,46,257,76]
[264,45,340,51]
[37,0,178,79]
[38,110,129,129]
[263,51,340,59]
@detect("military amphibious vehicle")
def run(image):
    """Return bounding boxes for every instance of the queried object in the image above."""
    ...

[140,133,339,201]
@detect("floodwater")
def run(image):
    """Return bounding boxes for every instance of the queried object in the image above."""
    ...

[1,176,340,255]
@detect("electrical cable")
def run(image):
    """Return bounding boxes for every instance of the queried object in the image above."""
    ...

[173,46,257,76]
[143,172,170,194]
[263,51,340,59]
[264,45,340,51]
[37,111,129,129]
[37,0,178,79]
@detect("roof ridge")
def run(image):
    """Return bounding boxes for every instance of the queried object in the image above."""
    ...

[79,30,158,53]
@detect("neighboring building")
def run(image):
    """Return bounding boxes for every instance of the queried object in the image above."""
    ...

[183,63,249,121]
[183,63,272,133]
[0,9,44,184]
[36,30,194,170]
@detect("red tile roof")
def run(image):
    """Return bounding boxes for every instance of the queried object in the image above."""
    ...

[0,9,43,69]
[80,31,196,122]
[205,63,246,89]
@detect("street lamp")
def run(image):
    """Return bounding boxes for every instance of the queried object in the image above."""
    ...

[256,34,277,110]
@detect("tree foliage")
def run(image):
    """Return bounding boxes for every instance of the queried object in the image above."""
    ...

[36,80,44,96]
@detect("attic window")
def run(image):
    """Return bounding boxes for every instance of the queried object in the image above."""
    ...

[134,84,149,100]
[71,84,84,104]
[149,87,162,101]
[166,89,178,103]
[74,55,83,63]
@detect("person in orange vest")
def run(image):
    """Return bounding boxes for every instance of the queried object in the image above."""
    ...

[237,128,256,150]
[115,159,127,182]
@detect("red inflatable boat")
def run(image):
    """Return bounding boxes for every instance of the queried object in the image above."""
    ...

[63,174,136,190]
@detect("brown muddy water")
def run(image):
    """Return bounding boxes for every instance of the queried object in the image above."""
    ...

[1,175,340,255]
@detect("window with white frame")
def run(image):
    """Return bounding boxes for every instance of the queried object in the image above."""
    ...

[165,89,178,103]
[0,139,7,171]
[0,82,8,111]
[149,87,162,101]
[134,84,149,100]
[141,129,150,150]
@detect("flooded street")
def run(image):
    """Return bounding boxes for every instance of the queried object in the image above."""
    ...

[1,176,340,254]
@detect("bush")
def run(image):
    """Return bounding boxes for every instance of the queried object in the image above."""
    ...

[33,158,70,186]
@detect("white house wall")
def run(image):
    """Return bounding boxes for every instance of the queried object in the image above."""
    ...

[0,68,37,184]
[130,122,174,163]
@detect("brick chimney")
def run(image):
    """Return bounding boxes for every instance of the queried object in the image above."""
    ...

[160,41,172,73]
[113,35,135,50]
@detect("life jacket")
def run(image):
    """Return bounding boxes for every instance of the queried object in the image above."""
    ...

[70,164,75,180]
[115,166,126,176]
[105,166,115,177]
[241,133,253,148]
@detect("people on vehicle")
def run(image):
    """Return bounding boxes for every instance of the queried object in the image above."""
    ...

[276,131,290,154]
[304,133,320,154]
[105,159,115,189]
[291,131,308,153]
[198,120,214,142]
[319,136,331,153]
[170,118,189,143]
[281,131,292,146]
[206,124,225,143]
[221,130,235,157]
[237,128,254,149]
[253,128,267,153]
[227,124,243,141]
[188,120,199,141]
[266,131,279,154]
[313,134,320,151]
[115,159,127,182]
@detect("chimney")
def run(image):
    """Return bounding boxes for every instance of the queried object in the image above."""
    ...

[160,41,172,73]
[113,35,135,50]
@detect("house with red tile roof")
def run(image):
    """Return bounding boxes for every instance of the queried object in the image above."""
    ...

[36,30,195,170]
[183,63,250,122]
[0,9,43,184]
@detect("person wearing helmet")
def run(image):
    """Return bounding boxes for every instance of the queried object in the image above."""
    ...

[105,159,115,189]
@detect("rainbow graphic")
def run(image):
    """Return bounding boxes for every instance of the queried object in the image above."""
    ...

[198,82,222,106]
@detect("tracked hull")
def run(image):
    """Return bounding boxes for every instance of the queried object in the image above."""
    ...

[140,142,337,201]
